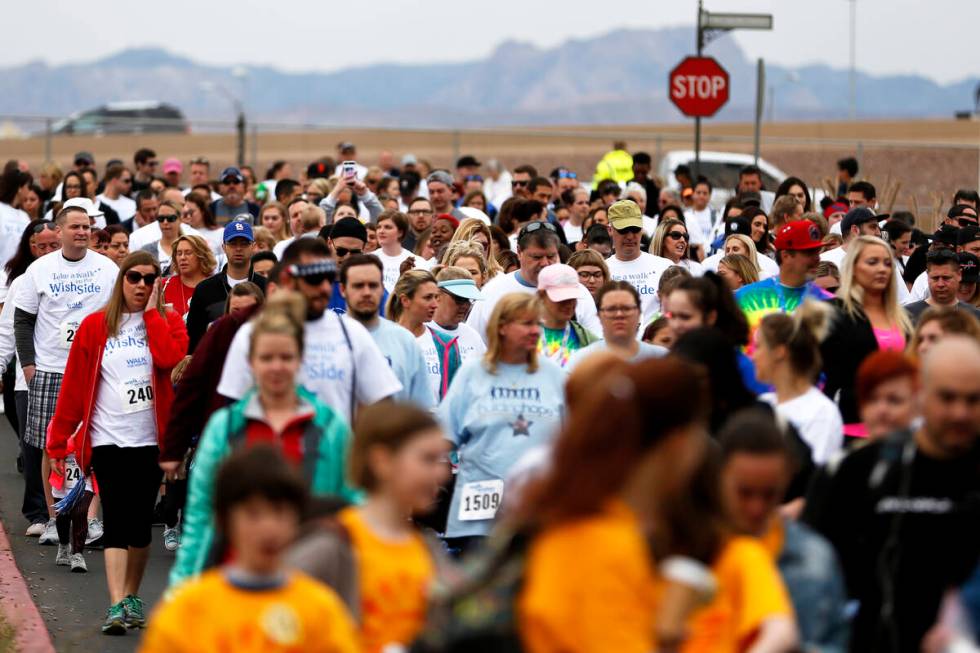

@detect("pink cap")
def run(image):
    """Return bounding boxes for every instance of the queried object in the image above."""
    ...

[537,264,580,302]
[162,158,183,174]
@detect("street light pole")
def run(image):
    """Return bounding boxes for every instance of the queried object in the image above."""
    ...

[848,0,857,120]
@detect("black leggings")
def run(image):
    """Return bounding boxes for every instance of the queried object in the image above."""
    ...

[56,490,94,553]
[91,445,162,550]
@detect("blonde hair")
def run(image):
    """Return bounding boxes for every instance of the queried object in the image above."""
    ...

[723,234,762,272]
[757,300,832,380]
[259,201,290,241]
[484,292,541,374]
[719,254,759,286]
[252,225,277,252]
[838,235,912,334]
[300,205,326,234]
[649,218,687,258]
[436,265,474,283]
[447,218,502,277]
[104,251,165,338]
[567,249,610,283]
[171,234,217,277]
[385,269,437,323]
[248,291,306,359]
[442,241,489,283]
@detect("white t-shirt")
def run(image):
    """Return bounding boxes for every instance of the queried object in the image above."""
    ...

[605,252,672,325]
[907,271,929,304]
[562,222,584,244]
[217,311,403,424]
[683,206,714,246]
[14,250,118,373]
[702,250,779,280]
[129,221,195,251]
[182,187,222,203]
[89,313,158,448]
[374,249,415,292]
[0,275,28,391]
[418,321,487,403]
[761,387,844,465]
[0,203,30,270]
[96,193,136,222]
[465,270,601,343]
[820,246,846,267]
[195,226,226,257]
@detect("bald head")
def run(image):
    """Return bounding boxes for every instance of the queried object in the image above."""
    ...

[919,336,980,457]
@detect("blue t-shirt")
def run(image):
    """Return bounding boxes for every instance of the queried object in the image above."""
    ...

[366,318,434,410]
[439,358,566,538]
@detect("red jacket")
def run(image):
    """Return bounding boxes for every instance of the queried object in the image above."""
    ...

[47,308,188,472]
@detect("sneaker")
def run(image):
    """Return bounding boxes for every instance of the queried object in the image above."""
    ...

[37,519,58,545]
[55,544,70,566]
[25,521,46,537]
[69,552,87,573]
[101,602,127,636]
[86,518,104,545]
[163,527,179,552]
[122,595,145,629]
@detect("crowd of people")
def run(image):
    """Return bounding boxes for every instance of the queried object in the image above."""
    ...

[0,141,978,652]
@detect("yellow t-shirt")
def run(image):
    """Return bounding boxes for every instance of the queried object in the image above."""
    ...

[519,500,662,653]
[337,506,435,653]
[681,536,794,653]
[139,569,358,653]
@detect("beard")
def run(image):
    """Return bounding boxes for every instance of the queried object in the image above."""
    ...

[350,306,377,322]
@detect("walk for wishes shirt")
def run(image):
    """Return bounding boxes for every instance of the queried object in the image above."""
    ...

[217,311,403,425]
[735,277,832,354]
[14,250,118,373]
[605,252,673,326]
[439,359,565,538]
[418,321,487,403]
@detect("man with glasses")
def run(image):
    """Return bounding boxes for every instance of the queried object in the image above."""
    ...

[604,200,672,326]
[218,238,401,425]
[425,171,466,222]
[404,197,434,252]
[466,220,600,341]
[904,249,980,321]
[130,148,158,195]
[324,217,384,314]
[185,220,267,352]
[210,167,259,225]
[129,190,195,251]
[510,164,537,200]
[338,254,432,408]
[13,205,117,541]
[96,164,136,222]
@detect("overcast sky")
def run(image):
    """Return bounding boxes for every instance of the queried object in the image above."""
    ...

[6,0,977,84]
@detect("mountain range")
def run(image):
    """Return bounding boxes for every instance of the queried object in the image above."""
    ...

[0,27,975,127]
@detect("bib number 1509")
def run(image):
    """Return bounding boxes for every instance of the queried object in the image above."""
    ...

[458,480,504,521]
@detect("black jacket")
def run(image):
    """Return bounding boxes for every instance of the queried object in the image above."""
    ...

[185,267,267,353]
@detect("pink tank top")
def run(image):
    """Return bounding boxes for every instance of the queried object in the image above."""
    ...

[872,326,906,352]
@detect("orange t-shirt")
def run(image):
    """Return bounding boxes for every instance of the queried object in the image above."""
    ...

[519,500,663,653]
[681,536,794,653]
[337,507,434,653]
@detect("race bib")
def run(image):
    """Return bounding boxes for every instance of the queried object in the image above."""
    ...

[59,320,80,350]
[457,479,504,521]
[63,459,82,490]
[119,376,154,414]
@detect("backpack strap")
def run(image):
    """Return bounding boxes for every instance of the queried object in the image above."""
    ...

[301,418,323,485]
[336,313,356,421]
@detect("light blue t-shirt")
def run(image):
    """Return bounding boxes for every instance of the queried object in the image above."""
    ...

[565,339,667,374]
[366,319,435,410]
[439,358,566,538]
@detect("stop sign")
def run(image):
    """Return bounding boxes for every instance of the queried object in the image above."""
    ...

[669,56,730,118]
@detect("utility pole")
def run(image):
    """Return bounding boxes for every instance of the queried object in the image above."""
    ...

[695,0,704,179]
[848,0,857,120]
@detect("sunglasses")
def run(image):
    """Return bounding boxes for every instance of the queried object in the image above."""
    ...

[288,261,337,286]
[464,175,484,183]
[124,271,159,286]
[667,231,690,241]
[615,226,642,235]
[519,221,557,236]
[825,285,840,294]
[157,214,179,223]
[958,218,979,227]
[334,246,362,257]
[557,170,577,180]
[31,221,57,234]
[511,180,529,188]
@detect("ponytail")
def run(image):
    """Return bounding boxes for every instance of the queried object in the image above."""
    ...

[248,291,307,358]
[757,300,832,380]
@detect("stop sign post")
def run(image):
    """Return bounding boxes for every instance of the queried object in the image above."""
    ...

[669,56,730,118]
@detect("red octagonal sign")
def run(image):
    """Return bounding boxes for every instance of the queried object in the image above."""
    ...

[669,56,730,118]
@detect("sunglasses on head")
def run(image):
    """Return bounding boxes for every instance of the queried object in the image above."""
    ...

[465,175,484,183]
[557,170,577,179]
[124,271,159,286]
[667,230,690,241]
[31,221,57,234]
[288,260,337,285]
[519,221,557,237]
[334,246,362,257]
[157,214,179,223]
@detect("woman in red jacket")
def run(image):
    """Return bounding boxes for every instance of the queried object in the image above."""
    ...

[47,251,188,637]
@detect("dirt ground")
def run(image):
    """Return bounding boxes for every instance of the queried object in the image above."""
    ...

[3,118,977,226]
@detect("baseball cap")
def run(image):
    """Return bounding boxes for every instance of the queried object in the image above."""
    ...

[162,158,183,174]
[725,217,752,238]
[307,160,330,179]
[823,201,849,219]
[456,155,481,169]
[840,207,877,235]
[774,220,823,251]
[223,219,254,243]
[73,151,94,166]
[537,264,581,302]
[220,166,244,183]
[607,200,643,230]
[930,224,960,247]
[438,278,483,301]
[62,197,104,219]
[958,225,980,246]
[958,252,979,283]
[402,153,418,166]
[426,170,454,188]
[949,204,979,225]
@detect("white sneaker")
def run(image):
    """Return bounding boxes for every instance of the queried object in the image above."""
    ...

[55,544,70,566]
[25,522,46,537]
[163,527,179,552]
[37,519,58,546]
[69,552,87,573]
[86,518,104,545]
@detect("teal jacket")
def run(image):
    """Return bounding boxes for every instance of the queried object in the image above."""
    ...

[167,386,358,590]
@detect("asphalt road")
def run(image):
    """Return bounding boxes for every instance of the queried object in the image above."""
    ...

[0,416,171,653]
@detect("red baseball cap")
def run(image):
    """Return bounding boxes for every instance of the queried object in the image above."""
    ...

[774,220,824,251]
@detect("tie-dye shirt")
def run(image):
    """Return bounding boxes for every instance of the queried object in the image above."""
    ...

[537,325,581,368]
[736,277,832,353]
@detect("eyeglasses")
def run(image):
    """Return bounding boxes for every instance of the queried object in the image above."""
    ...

[157,214,179,223]
[31,221,57,234]
[577,270,604,281]
[519,221,557,237]
[667,230,690,241]
[288,260,337,286]
[464,175,484,183]
[334,246,362,257]
[408,209,433,216]
[511,180,529,188]
[124,271,159,286]
[599,305,639,316]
